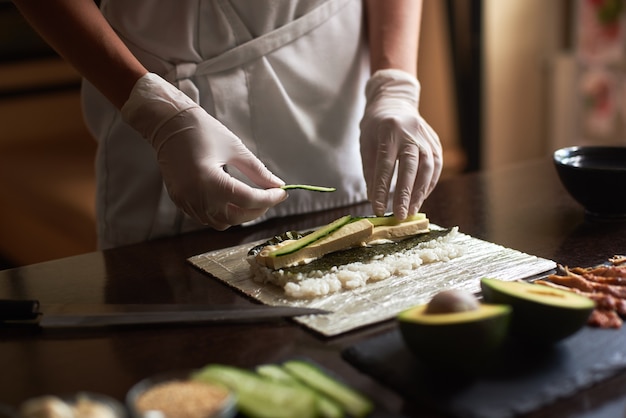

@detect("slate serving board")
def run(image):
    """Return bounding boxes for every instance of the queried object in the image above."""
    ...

[342,325,626,418]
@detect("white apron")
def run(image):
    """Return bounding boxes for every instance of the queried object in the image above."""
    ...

[82,0,369,249]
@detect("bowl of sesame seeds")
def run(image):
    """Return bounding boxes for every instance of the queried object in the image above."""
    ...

[127,370,236,418]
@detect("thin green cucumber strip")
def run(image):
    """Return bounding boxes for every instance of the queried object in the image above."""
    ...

[256,364,344,418]
[281,184,337,192]
[360,213,426,226]
[268,215,353,258]
[256,364,299,383]
[282,360,374,418]
[193,364,316,418]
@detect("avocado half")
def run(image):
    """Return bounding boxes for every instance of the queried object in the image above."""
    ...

[397,301,511,373]
[480,278,595,344]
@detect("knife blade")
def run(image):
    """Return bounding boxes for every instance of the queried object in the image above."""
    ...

[0,299,329,328]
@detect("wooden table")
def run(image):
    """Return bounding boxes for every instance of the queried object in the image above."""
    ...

[1,158,625,417]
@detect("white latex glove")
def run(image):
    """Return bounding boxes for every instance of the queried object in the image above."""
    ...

[359,69,443,219]
[121,73,287,230]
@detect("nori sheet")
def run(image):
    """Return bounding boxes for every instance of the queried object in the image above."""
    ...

[274,228,452,275]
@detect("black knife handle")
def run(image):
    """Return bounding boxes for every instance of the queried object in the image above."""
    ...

[0,299,40,321]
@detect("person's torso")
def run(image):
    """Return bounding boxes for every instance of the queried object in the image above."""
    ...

[87,0,370,247]
[100,0,330,63]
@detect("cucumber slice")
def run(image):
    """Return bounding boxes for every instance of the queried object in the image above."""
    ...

[256,363,298,383]
[282,360,373,418]
[193,364,316,418]
[257,364,344,418]
[281,184,337,192]
[268,215,353,258]
[362,213,426,227]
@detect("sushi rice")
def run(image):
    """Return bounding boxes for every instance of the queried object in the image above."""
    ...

[249,227,463,299]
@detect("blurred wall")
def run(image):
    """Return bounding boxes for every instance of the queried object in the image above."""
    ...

[0,59,97,266]
[483,0,569,169]
[419,0,466,176]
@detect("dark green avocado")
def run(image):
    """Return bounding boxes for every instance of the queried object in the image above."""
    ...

[397,290,511,373]
[480,277,595,345]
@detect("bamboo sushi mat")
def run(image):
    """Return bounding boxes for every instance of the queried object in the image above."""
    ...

[188,226,556,337]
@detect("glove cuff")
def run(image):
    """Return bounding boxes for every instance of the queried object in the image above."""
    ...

[365,69,421,106]
[121,72,198,145]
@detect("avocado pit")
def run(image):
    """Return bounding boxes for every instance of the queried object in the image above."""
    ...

[424,289,480,314]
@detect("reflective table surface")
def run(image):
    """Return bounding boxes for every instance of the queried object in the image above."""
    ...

[1,158,625,417]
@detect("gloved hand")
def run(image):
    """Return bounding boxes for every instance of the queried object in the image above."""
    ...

[121,72,287,230]
[359,69,443,219]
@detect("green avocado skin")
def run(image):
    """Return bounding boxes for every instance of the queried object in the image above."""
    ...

[398,312,510,373]
[480,280,594,345]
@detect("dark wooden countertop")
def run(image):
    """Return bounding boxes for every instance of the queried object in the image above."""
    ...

[1,157,625,417]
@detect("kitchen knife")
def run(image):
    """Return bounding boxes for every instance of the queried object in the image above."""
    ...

[0,299,330,328]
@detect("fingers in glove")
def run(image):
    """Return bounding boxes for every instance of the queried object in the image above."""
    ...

[224,175,288,211]
[360,141,378,200]
[178,197,233,231]
[403,147,431,217]
[393,140,420,219]
[209,172,286,226]
[179,194,280,231]
[421,118,444,196]
[224,204,272,228]
[370,136,399,216]
[168,169,287,229]
[203,204,271,231]
[227,141,285,189]
[404,122,443,216]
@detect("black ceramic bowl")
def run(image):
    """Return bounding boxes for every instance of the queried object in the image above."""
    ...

[553,146,626,218]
